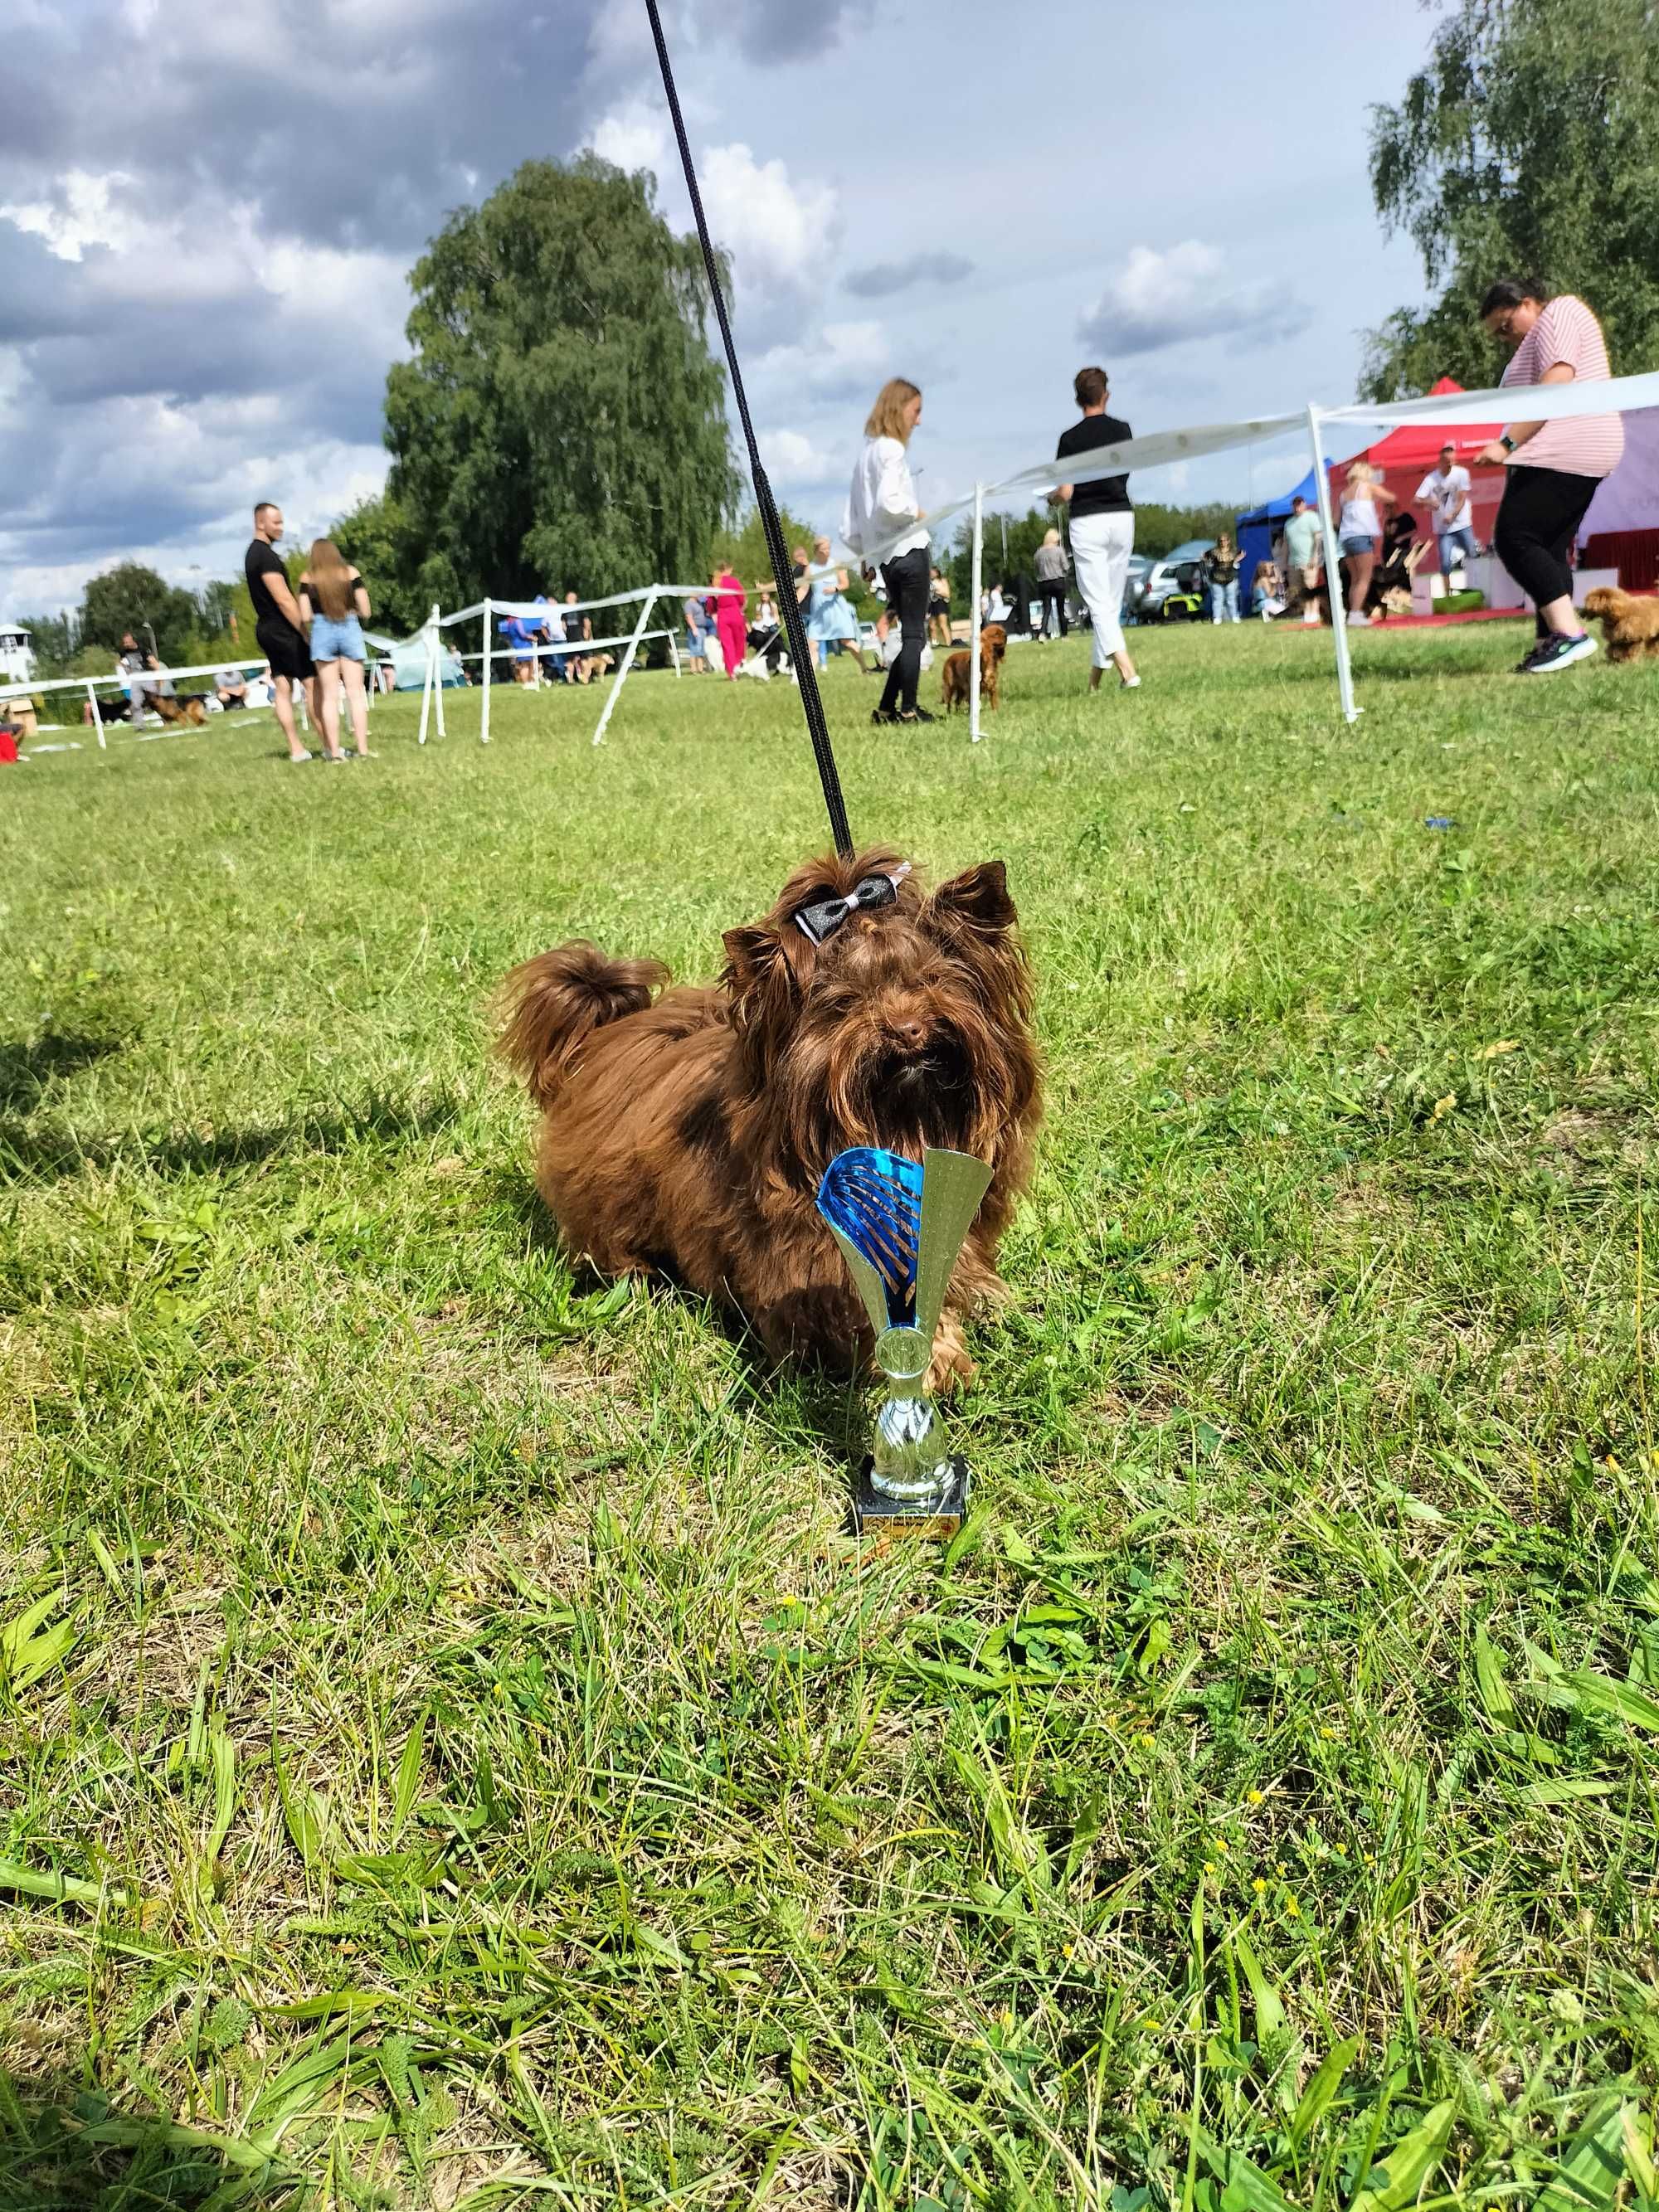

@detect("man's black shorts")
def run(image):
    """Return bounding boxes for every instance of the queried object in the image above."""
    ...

[256,620,314,683]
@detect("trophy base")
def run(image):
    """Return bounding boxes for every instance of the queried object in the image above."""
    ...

[852,1455,969,1540]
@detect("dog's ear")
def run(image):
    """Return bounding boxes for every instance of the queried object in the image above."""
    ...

[721,923,799,1051]
[926,860,1016,938]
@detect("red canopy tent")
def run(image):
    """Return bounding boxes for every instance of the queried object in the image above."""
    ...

[1330,377,1507,549]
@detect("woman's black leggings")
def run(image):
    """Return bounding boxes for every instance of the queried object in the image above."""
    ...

[1493,464,1602,630]
[1037,580,1068,637]
[878,546,930,714]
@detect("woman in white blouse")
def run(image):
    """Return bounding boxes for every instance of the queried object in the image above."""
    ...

[843,378,935,725]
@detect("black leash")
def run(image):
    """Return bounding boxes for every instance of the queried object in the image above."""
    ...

[644,0,855,863]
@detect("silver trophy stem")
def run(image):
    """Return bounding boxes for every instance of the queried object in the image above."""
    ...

[868,1325,951,1503]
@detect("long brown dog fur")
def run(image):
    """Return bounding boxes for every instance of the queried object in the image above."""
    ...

[497,848,1041,1391]
[1582,586,1659,664]
[941,624,1005,713]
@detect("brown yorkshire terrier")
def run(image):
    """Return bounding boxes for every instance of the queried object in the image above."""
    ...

[497,848,1041,1390]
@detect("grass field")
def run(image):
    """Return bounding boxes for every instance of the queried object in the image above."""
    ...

[3,624,1657,2211]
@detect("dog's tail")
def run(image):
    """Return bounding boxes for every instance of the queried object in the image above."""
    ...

[496,942,670,1109]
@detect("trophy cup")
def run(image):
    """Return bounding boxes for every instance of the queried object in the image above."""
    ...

[816,1145,994,1537]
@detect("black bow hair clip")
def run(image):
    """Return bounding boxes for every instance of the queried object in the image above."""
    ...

[795,862,912,946]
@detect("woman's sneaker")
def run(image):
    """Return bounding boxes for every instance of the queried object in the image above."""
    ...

[896,707,937,725]
[1522,632,1598,675]
[870,707,895,726]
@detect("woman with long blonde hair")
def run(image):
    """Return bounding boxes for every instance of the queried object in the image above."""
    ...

[1336,463,1395,630]
[298,538,372,759]
[842,377,932,724]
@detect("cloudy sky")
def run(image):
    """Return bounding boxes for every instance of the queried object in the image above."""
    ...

[1,0,1436,620]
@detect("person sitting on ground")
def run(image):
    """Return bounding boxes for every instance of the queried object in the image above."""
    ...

[216,667,250,711]
[1370,511,1423,615]
[1252,562,1287,619]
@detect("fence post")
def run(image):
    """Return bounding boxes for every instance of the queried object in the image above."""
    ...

[86,681,106,748]
[480,598,493,745]
[417,607,435,746]
[969,484,985,744]
[592,593,655,747]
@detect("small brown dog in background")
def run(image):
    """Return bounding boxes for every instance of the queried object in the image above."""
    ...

[498,848,1041,1391]
[941,624,1006,714]
[1582,586,1659,663]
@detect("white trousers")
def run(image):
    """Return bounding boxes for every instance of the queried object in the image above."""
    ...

[1069,509,1135,664]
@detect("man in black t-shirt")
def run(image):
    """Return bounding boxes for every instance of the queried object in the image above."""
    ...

[1053,365,1141,693]
[244,501,317,761]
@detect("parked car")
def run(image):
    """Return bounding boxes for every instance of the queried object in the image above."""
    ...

[1139,539,1216,622]
[1120,553,1155,623]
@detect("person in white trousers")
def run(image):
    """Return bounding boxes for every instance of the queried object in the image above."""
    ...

[1053,365,1141,692]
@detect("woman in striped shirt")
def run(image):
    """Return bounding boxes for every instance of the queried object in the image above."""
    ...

[1474,280,1625,676]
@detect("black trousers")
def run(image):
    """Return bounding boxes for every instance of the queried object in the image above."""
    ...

[1493,464,1602,632]
[878,545,930,714]
[1037,579,1068,637]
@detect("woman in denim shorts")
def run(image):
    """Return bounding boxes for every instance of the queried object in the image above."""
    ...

[299,539,372,759]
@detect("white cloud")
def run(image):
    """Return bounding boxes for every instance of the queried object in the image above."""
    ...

[702,142,837,299]
[0,170,144,262]
[1079,241,1307,358]
[590,99,669,175]
[757,318,887,397]
[759,427,833,484]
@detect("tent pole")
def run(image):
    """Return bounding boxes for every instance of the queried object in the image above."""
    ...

[969,483,985,744]
[592,591,654,746]
[87,681,106,748]
[480,598,492,746]
[1306,405,1360,726]
[433,607,447,738]
[417,605,435,746]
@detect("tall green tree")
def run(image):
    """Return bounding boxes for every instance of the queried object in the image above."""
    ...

[1364,0,1659,400]
[384,156,741,610]
[80,564,201,662]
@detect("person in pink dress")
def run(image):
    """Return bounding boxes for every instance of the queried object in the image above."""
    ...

[707,566,748,680]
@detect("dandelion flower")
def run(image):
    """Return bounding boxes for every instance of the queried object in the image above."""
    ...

[1246,1789,1264,1806]
[1284,1896,1301,1918]
[1253,1878,1267,1895]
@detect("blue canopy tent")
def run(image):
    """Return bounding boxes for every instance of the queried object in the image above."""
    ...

[1236,467,1317,605]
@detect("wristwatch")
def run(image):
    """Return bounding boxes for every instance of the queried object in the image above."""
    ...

[1499,432,1516,454]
